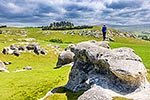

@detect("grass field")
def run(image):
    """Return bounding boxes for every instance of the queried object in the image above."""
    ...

[0,27,150,100]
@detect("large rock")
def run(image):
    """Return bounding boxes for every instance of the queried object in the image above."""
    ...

[56,50,74,68]
[63,40,149,100]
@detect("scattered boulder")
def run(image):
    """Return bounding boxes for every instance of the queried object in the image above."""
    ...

[34,45,41,55]
[56,50,74,68]
[0,60,9,73]
[13,50,20,56]
[26,42,39,50]
[18,46,27,52]
[23,66,32,70]
[2,47,14,54]
[40,48,48,55]
[10,44,18,50]
[34,45,48,55]
[3,61,12,65]
[23,38,36,42]
[14,66,33,72]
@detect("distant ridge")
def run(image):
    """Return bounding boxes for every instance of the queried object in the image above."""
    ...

[108,24,150,32]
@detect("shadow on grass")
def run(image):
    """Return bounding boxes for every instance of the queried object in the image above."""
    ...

[112,96,133,100]
[44,86,84,100]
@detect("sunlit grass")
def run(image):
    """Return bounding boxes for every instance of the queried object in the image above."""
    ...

[0,27,150,100]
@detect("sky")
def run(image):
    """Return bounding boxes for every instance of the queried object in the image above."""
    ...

[0,0,150,27]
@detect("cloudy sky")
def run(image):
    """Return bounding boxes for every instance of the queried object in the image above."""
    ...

[0,0,150,27]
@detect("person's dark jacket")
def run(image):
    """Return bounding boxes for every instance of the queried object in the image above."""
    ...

[102,26,107,33]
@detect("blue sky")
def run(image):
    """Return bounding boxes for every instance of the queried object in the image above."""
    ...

[0,0,150,27]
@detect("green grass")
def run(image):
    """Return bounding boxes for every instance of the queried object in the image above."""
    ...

[113,96,133,100]
[0,27,150,100]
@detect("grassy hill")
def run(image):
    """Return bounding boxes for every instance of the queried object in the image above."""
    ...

[0,26,150,100]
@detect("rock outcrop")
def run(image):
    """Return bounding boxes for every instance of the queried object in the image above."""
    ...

[62,40,149,100]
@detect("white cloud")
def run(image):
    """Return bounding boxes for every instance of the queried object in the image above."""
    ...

[0,0,150,26]
[6,2,26,13]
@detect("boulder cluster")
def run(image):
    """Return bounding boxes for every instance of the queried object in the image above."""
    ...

[62,30,100,38]
[55,40,150,100]
[0,30,27,37]
[2,42,47,56]
[62,29,137,40]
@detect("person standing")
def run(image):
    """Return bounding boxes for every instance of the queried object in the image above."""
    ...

[102,25,107,41]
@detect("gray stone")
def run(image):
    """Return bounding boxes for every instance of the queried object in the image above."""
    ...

[10,44,18,50]
[33,45,47,55]
[18,46,27,52]
[3,61,12,65]
[56,50,74,68]
[78,86,112,100]
[2,47,14,54]
[34,45,41,55]
[0,60,9,73]
[23,66,32,70]
[63,40,148,100]
[26,42,39,50]
[13,50,20,56]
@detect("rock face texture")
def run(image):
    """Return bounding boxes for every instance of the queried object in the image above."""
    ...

[62,40,150,100]
[56,50,74,68]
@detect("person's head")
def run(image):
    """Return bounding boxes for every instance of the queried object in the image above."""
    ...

[103,24,106,27]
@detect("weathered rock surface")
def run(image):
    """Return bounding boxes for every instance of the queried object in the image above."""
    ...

[78,86,112,100]
[0,60,9,73]
[56,50,74,68]
[61,40,150,100]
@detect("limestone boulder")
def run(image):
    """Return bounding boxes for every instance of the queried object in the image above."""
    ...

[64,40,148,99]
[2,47,14,54]
[56,50,74,68]
[0,60,9,73]
[34,45,47,55]
[23,66,32,70]
[41,40,149,100]
[26,42,39,50]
